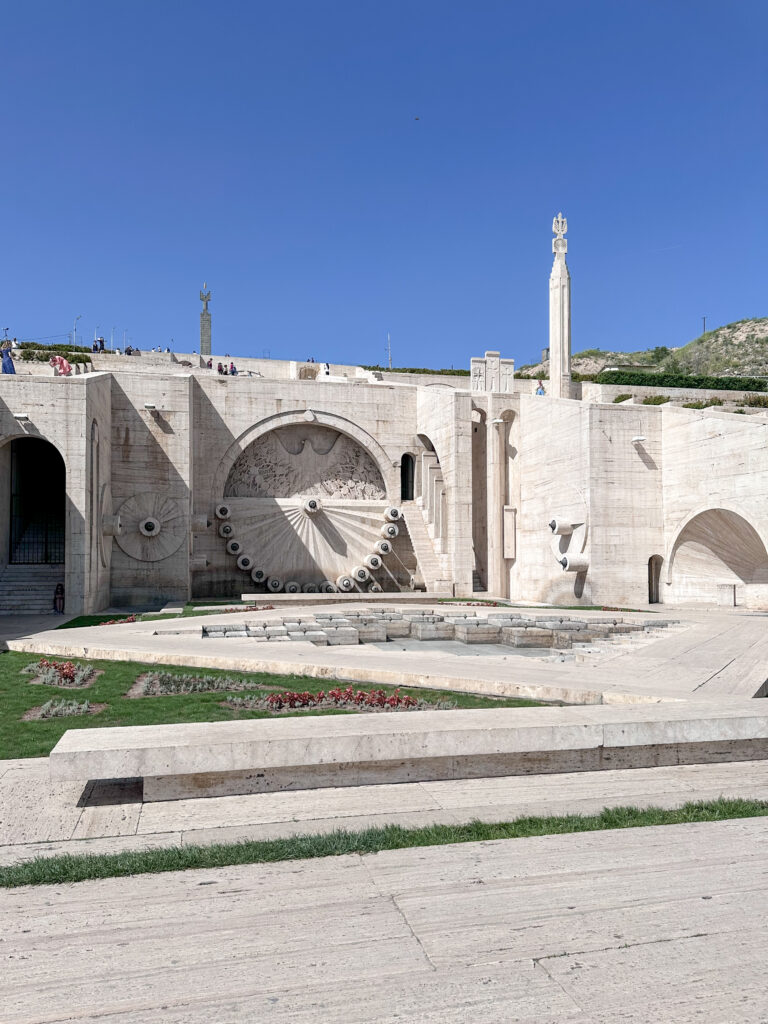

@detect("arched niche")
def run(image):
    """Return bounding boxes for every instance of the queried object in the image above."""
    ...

[212,410,397,503]
[400,453,415,501]
[666,507,768,603]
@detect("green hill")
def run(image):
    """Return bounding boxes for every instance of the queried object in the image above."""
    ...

[520,317,768,378]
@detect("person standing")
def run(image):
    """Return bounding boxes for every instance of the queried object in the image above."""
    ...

[1,347,15,374]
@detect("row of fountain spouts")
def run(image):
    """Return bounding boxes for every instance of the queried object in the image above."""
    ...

[213,501,403,594]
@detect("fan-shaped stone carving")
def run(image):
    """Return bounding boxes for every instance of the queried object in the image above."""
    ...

[224,425,386,500]
[114,493,186,562]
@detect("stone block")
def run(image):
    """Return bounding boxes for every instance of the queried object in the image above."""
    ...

[552,631,574,649]
[411,621,455,641]
[385,621,412,639]
[356,623,388,642]
[454,623,501,644]
[287,632,306,640]
[304,631,328,645]
[325,628,359,645]
[501,627,554,648]
[265,626,288,637]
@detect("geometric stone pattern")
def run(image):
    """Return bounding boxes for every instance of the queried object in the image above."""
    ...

[202,606,674,650]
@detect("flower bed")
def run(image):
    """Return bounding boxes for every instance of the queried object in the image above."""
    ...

[136,672,254,697]
[25,658,97,688]
[23,699,106,721]
[224,686,456,713]
[98,614,139,625]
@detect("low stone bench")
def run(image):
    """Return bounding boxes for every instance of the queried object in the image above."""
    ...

[48,704,768,802]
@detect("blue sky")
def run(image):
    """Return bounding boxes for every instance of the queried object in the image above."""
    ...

[3,1,766,367]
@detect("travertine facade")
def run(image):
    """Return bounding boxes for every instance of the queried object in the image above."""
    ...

[1,216,766,613]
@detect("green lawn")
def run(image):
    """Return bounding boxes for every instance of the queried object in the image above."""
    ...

[58,602,276,629]
[0,650,547,760]
[2,798,764,888]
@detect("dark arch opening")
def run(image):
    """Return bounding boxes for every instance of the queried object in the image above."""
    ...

[8,438,65,563]
[400,454,415,501]
[648,555,663,604]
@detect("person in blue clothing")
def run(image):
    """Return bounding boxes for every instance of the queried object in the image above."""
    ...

[1,348,15,374]
[535,380,545,395]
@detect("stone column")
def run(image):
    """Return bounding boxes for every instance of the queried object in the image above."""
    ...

[485,410,505,597]
[548,213,571,399]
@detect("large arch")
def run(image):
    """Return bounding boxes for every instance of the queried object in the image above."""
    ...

[211,409,398,504]
[666,507,768,604]
[0,435,66,612]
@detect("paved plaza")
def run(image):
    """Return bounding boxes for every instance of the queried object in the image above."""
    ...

[2,816,766,1022]
[2,604,767,1021]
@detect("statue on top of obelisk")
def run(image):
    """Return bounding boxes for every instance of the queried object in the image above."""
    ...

[548,213,571,398]
[199,282,211,357]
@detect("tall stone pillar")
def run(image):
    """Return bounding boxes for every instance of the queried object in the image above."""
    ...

[199,284,211,357]
[548,213,571,399]
[485,411,506,597]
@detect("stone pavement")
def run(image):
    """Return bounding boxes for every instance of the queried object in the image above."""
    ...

[2,815,766,1022]
[2,758,767,866]
[8,602,768,703]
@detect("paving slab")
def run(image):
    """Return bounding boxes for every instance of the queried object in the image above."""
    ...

[2,817,766,1023]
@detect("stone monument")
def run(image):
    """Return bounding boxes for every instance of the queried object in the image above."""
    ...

[548,213,571,398]
[199,283,211,357]
[470,351,515,392]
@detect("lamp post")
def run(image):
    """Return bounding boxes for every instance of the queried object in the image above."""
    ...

[72,314,82,348]
[110,326,116,352]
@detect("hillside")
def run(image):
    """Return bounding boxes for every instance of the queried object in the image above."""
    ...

[519,317,768,379]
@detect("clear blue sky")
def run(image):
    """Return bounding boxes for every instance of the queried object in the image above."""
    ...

[3,1,766,367]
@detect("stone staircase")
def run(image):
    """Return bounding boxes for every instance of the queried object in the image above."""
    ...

[0,564,64,614]
[472,569,487,593]
[401,503,449,591]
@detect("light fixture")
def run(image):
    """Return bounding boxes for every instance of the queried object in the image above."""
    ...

[13,412,29,421]
[144,403,156,411]
[632,435,646,444]
[491,417,505,424]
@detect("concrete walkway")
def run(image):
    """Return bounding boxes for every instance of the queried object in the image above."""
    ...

[8,603,768,703]
[2,815,766,1022]
[2,757,767,865]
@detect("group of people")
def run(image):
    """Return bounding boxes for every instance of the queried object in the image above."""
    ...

[91,338,106,352]
[209,359,239,375]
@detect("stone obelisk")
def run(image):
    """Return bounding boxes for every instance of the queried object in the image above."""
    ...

[548,213,571,398]
[199,283,211,357]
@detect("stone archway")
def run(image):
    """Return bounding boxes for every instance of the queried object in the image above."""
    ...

[0,436,66,613]
[667,508,768,605]
[648,555,663,604]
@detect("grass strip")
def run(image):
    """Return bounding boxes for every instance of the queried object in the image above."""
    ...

[2,797,765,888]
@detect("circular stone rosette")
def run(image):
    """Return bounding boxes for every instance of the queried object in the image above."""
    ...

[114,493,186,562]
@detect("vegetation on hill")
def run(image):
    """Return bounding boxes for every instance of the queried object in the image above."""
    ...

[519,317,768,379]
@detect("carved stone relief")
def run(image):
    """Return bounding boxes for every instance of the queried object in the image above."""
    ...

[114,493,186,562]
[224,425,386,500]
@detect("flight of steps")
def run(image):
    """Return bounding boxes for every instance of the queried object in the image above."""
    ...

[400,503,449,591]
[0,564,64,614]
[472,569,487,593]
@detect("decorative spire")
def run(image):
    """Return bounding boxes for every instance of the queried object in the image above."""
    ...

[199,283,211,313]
[552,212,568,256]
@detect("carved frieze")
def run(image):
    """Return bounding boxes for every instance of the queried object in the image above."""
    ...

[224,425,386,499]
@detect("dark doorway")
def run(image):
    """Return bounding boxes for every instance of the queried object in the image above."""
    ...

[648,555,663,604]
[9,438,65,563]
[400,453,415,501]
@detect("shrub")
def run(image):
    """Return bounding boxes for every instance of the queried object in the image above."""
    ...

[682,398,724,409]
[38,699,92,718]
[35,658,94,687]
[642,395,670,405]
[744,394,768,407]
[226,686,455,712]
[613,394,632,404]
[596,370,768,392]
[362,365,470,377]
[141,672,252,695]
